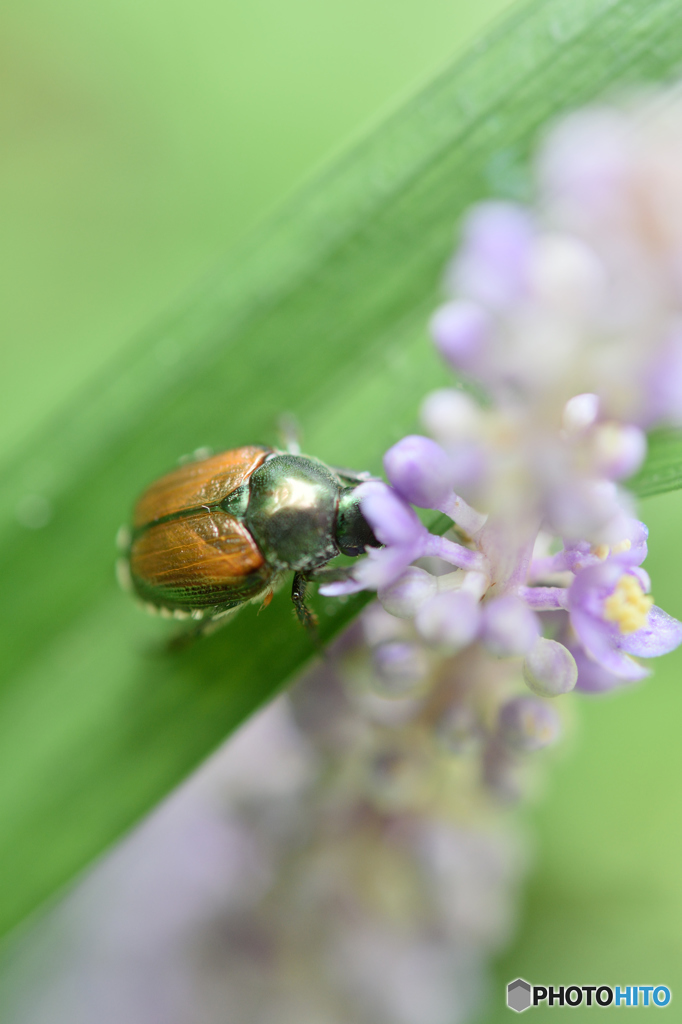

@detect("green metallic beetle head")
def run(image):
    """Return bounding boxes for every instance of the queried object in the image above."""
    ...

[245,453,378,572]
[336,488,378,556]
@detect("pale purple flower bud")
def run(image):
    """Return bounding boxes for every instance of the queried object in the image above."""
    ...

[418,391,489,495]
[420,388,483,443]
[527,235,604,316]
[545,478,623,541]
[384,435,456,508]
[371,641,431,698]
[414,591,481,653]
[430,301,489,370]
[481,595,540,657]
[600,491,642,542]
[592,422,647,479]
[537,108,631,224]
[523,637,577,696]
[450,201,533,308]
[499,696,561,751]
[562,392,599,434]
[644,330,682,425]
[378,565,438,618]
[362,603,410,645]
[435,703,480,755]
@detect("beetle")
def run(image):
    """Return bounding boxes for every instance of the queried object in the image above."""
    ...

[120,445,379,632]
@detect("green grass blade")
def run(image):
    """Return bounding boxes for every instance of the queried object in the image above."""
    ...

[3,0,682,939]
[630,430,682,498]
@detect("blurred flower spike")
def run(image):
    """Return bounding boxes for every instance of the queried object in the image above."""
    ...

[322,93,682,698]
[307,94,682,1017]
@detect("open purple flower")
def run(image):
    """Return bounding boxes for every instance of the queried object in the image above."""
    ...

[531,518,648,577]
[566,555,682,680]
[319,481,486,597]
[568,640,636,693]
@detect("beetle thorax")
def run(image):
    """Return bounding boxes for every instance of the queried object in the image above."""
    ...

[246,454,340,572]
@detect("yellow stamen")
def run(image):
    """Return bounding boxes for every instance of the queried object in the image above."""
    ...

[592,538,632,562]
[611,538,632,555]
[603,574,653,634]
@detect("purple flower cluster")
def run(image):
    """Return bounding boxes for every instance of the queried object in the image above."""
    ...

[323,95,682,701]
[324,432,681,694]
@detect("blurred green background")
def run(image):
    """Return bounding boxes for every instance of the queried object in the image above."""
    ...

[2,0,681,1018]
[0,0,512,460]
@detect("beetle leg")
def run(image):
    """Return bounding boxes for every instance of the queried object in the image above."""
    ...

[291,571,319,634]
[166,606,241,651]
[305,564,355,583]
